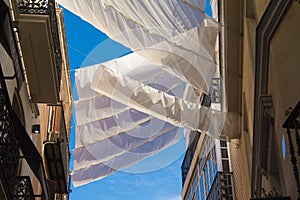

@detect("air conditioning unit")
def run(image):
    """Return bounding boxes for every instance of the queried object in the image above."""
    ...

[47,178,56,200]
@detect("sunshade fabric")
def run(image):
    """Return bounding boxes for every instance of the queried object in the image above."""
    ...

[57,0,219,93]
[72,126,181,186]
[58,0,227,187]
[72,53,226,187]
[73,54,191,186]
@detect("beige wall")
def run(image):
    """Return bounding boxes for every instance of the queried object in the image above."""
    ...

[229,0,300,199]
[229,139,251,200]
[229,1,256,198]
[267,2,300,198]
[253,0,270,21]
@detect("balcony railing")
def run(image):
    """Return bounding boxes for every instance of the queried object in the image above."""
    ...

[17,0,62,83]
[0,63,50,199]
[0,76,20,199]
[44,105,70,195]
[14,176,36,200]
[18,0,48,14]
[282,101,300,199]
[207,172,234,200]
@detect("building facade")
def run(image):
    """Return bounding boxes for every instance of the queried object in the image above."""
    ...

[0,0,72,199]
[182,0,300,199]
[181,132,235,200]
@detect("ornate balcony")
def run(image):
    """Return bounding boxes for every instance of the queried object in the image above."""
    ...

[207,172,234,200]
[0,78,20,199]
[18,0,49,14]
[44,105,70,194]
[14,176,35,200]
[0,67,50,199]
[282,101,300,199]
[14,0,62,103]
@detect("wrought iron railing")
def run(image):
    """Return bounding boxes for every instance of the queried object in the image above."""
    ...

[207,172,234,200]
[0,61,50,199]
[14,176,35,200]
[282,101,300,199]
[18,0,48,14]
[0,76,20,199]
[17,0,62,86]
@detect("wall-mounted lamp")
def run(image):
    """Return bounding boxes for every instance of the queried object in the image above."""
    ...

[32,124,40,134]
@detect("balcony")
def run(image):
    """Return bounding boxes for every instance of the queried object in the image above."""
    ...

[44,105,70,194]
[282,101,300,130]
[15,0,62,103]
[0,69,50,199]
[14,176,36,200]
[282,101,300,199]
[207,172,234,200]
[0,81,20,199]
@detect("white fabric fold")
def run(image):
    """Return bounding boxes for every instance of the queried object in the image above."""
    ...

[57,0,219,92]
[72,126,181,187]
[72,52,227,186]
[76,109,150,148]
[74,54,198,127]
[60,0,228,187]
[72,54,196,182]
[73,119,177,169]
[90,64,226,137]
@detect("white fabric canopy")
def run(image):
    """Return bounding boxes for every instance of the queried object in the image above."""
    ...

[59,0,229,187]
[72,126,181,186]
[57,0,219,93]
[90,62,225,133]
[72,54,199,186]
[73,118,177,169]
[71,53,227,187]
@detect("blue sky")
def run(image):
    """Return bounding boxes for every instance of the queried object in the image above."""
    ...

[61,2,212,200]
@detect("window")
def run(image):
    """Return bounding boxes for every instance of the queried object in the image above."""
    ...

[253,96,283,197]
[199,146,218,198]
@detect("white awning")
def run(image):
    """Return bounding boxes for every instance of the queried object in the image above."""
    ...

[57,0,219,93]
[58,0,230,187]
[71,53,227,187]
